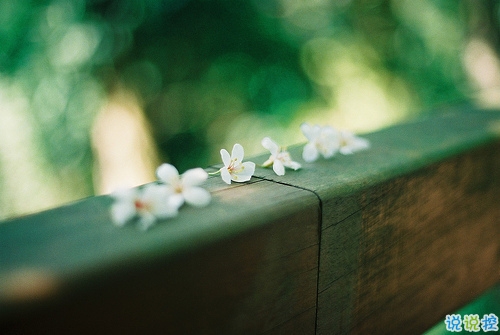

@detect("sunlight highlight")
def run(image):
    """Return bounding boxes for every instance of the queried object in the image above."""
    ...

[91,88,161,194]
[463,38,500,107]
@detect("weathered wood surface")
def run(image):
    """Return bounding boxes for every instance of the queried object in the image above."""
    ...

[1,106,500,334]
[1,180,320,334]
[252,106,500,334]
[321,144,500,334]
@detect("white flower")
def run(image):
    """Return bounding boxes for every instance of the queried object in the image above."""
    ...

[300,123,339,162]
[156,163,211,207]
[111,184,181,230]
[261,137,301,176]
[337,130,370,155]
[219,143,256,184]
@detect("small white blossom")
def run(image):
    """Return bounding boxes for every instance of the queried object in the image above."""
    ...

[156,163,211,207]
[219,143,256,184]
[111,184,181,230]
[261,137,301,176]
[300,123,339,162]
[337,130,370,155]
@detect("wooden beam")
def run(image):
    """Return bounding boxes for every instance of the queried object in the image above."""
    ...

[0,179,320,334]
[1,106,500,334]
[252,106,500,334]
[318,143,500,334]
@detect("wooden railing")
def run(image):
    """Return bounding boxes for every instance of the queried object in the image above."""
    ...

[1,105,500,334]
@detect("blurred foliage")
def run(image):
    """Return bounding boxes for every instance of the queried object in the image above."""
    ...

[1,0,500,218]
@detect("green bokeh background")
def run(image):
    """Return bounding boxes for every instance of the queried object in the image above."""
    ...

[0,0,498,213]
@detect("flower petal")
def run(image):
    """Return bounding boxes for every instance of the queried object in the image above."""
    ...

[220,168,232,184]
[300,122,314,141]
[321,124,336,134]
[302,142,319,162]
[273,160,285,176]
[111,201,136,226]
[167,193,185,210]
[138,212,157,230]
[261,137,279,157]
[289,161,302,170]
[142,183,168,200]
[183,187,211,207]
[231,143,245,162]
[156,163,179,184]
[181,168,208,186]
[141,184,179,215]
[220,149,231,167]
[353,137,370,151]
[234,161,255,182]
[339,147,354,155]
[321,144,338,159]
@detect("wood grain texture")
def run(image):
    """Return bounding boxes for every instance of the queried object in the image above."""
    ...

[350,142,500,334]
[314,141,500,334]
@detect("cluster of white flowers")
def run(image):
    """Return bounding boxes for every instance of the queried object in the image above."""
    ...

[110,123,369,229]
[111,164,211,230]
[300,123,370,162]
